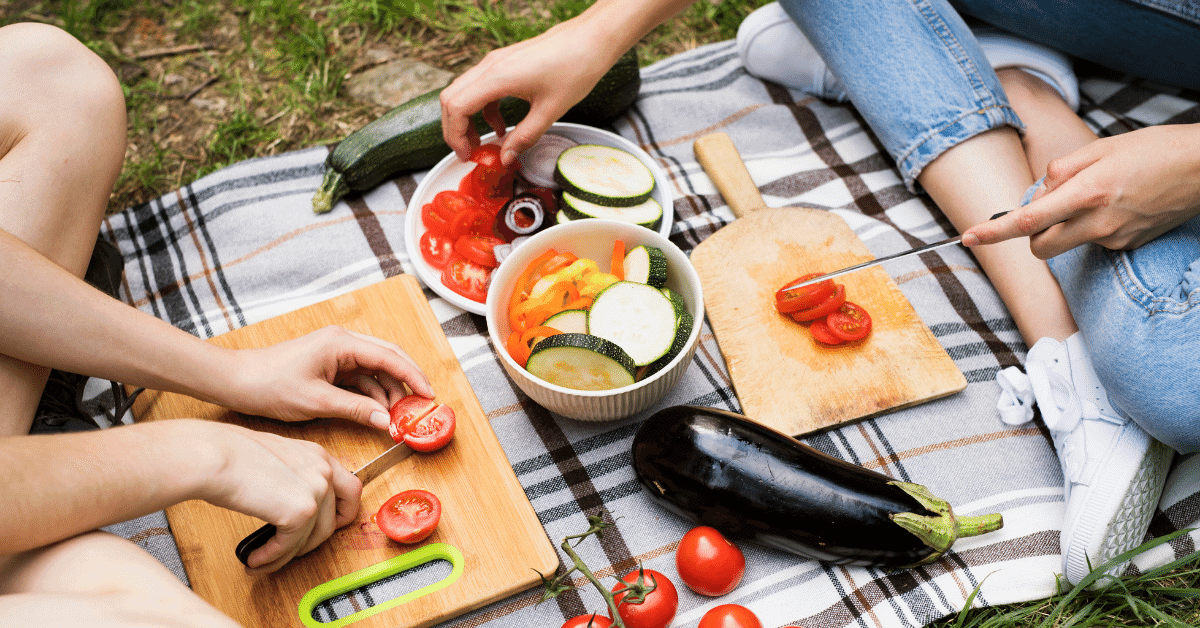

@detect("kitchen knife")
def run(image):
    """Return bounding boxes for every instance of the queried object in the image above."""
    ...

[234,441,413,566]
[779,211,1009,292]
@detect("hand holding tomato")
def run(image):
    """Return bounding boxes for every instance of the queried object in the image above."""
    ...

[611,568,678,628]
[676,526,746,596]
[388,395,456,452]
[215,325,433,430]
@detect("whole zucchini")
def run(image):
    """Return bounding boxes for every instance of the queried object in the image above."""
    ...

[631,405,1003,568]
[313,48,641,213]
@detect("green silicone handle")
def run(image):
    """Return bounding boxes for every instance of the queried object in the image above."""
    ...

[297,543,465,628]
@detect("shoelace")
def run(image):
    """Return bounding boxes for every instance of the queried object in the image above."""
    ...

[996,360,1109,483]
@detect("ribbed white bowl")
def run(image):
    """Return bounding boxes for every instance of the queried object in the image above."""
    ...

[485,219,703,421]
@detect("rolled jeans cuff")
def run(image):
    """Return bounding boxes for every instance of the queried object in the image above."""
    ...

[897,103,1025,191]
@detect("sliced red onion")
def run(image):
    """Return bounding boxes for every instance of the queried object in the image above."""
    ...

[518,133,578,188]
[495,193,551,241]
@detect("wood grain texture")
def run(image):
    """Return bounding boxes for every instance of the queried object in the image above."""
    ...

[132,274,559,628]
[692,134,965,436]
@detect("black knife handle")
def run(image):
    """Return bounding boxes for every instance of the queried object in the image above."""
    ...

[990,211,1010,220]
[235,523,277,567]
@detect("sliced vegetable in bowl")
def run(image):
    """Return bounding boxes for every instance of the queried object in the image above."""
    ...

[405,124,673,316]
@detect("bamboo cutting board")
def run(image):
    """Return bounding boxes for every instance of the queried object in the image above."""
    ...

[691,133,966,436]
[132,274,558,628]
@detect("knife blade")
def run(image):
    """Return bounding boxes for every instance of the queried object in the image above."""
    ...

[234,442,413,566]
[780,211,1009,292]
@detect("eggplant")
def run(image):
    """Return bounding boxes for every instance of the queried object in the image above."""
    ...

[631,405,1002,568]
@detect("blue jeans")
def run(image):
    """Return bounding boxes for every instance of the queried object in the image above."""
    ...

[774,0,1200,451]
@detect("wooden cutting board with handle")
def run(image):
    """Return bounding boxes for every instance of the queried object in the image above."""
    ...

[132,274,559,628]
[690,132,966,436]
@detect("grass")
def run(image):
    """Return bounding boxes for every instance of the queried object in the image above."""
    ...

[4,1,1200,625]
[1,0,764,212]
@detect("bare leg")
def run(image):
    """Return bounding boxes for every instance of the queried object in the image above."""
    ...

[0,531,241,628]
[0,23,126,437]
[997,68,1099,181]
[916,125,1078,345]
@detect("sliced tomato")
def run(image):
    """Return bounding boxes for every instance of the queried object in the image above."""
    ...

[790,283,846,322]
[426,190,477,235]
[775,273,835,314]
[421,200,456,236]
[388,394,438,442]
[441,252,492,303]
[376,489,441,544]
[400,403,456,452]
[809,318,845,345]
[454,234,503,268]
[468,144,505,170]
[827,301,873,342]
[449,207,496,240]
[419,230,455,269]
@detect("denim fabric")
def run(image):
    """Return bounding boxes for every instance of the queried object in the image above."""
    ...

[950,0,1200,90]
[776,0,1023,189]
[1046,220,1200,453]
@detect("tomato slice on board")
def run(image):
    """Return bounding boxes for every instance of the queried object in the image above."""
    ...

[400,403,456,452]
[419,230,455,269]
[454,234,503,268]
[375,489,441,544]
[809,318,845,345]
[827,301,873,342]
[441,252,492,303]
[790,283,846,322]
[388,394,457,452]
[775,273,835,314]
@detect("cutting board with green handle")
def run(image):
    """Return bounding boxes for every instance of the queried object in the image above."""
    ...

[132,274,559,628]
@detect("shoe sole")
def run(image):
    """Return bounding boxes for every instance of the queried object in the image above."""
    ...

[1062,429,1173,587]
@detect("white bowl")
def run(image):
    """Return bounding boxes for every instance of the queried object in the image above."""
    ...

[405,122,675,315]
[485,219,703,422]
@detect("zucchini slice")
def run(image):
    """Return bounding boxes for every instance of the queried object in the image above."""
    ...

[561,192,663,230]
[526,333,636,391]
[544,309,589,334]
[588,281,679,367]
[554,144,655,207]
[623,245,668,288]
[643,310,693,378]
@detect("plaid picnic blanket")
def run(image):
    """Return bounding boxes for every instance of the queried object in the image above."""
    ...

[95,41,1200,627]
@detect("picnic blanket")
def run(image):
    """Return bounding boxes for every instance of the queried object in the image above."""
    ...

[94,40,1200,627]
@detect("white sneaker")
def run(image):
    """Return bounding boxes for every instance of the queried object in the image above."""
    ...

[998,333,1174,587]
[736,3,1080,110]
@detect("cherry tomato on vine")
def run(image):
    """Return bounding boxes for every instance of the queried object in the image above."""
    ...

[375,489,441,544]
[697,604,763,628]
[675,526,745,596]
[611,568,678,628]
[561,614,614,628]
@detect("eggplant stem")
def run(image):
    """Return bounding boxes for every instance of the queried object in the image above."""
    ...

[888,481,1004,568]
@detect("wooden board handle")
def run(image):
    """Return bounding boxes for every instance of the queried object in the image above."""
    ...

[693,132,767,219]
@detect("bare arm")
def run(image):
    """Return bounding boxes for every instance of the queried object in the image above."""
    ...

[1,419,361,572]
[0,227,433,429]
[440,0,697,166]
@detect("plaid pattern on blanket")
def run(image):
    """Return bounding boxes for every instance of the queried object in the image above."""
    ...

[94,42,1200,627]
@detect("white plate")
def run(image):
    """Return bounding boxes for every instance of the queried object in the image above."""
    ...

[404,122,675,315]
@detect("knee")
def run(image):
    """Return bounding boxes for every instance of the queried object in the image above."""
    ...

[0,23,126,143]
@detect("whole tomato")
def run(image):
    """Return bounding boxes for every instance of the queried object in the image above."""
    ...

[611,568,678,628]
[561,614,614,628]
[697,604,763,628]
[675,526,746,596]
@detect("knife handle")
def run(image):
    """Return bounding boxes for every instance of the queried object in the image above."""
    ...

[235,523,276,567]
[693,132,767,219]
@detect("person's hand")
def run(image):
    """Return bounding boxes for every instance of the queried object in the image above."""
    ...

[440,18,621,168]
[215,325,434,430]
[190,421,362,573]
[963,124,1200,258]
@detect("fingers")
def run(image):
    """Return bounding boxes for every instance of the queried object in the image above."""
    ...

[499,103,562,167]
[342,329,434,398]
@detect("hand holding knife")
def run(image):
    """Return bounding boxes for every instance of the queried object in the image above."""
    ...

[780,211,1010,292]
[234,441,414,567]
